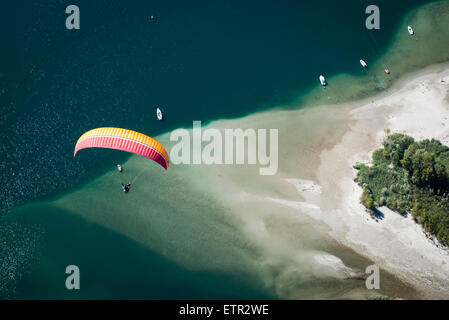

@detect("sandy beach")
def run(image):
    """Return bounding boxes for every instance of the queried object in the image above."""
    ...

[264,65,449,298]
[315,65,449,298]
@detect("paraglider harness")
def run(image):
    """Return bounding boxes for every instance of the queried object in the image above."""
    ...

[121,183,132,194]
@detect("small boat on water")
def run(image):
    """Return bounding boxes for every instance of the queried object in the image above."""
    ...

[156,108,163,120]
[117,164,123,172]
[319,75,327,87]
[360,59,368,68]
[385,68,390,75]
[156,107,163,120]
[408,26,414,35]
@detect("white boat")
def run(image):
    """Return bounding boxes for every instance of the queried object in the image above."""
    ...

[319,75,327,87]
[408,26,414,35]
[360,59,368,68]
[156,108,163,120]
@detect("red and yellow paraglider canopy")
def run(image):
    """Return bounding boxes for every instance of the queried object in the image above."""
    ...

[74,127,169,170]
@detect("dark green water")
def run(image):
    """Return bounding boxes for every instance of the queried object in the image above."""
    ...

[1,205,270,299]
[0,0,439,299]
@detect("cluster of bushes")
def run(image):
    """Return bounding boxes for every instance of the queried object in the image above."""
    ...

[354,133,449,246]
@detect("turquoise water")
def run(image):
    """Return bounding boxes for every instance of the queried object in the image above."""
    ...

[0,0,442,299]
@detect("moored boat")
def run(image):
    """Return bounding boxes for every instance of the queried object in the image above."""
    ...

[319,75,327,87]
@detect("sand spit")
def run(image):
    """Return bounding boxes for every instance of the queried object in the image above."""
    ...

[315,67,449,298]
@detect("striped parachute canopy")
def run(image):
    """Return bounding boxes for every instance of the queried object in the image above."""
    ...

[74,127,169,170]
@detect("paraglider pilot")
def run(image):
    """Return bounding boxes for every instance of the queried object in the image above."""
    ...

[121,182,132,194]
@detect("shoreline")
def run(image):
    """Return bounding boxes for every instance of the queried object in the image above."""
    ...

[293,0,449,110]
[315,66,449,298]
[51,63,449,299]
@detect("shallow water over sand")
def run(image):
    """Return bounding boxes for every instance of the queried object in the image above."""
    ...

[53,104,421,299]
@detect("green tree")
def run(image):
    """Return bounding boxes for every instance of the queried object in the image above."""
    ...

[361,189,375,211]
[382,134,414,166]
